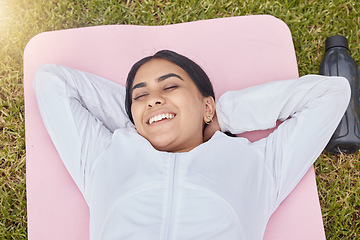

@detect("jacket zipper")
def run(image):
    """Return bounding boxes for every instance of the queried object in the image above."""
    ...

[163,154,178,240]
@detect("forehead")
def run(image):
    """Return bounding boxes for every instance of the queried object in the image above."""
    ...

[133,58,189,85]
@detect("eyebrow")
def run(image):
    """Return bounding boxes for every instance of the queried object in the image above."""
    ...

[157,73,183,82]
[131,73,183,92]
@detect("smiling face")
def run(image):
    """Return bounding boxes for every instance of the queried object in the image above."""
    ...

[131,58,214,152]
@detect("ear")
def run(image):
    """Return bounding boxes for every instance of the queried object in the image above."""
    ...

[203,96,215,123]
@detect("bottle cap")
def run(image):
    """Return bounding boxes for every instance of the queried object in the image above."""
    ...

[325,35,349,51]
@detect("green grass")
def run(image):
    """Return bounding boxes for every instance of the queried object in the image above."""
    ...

[0,0,359,239]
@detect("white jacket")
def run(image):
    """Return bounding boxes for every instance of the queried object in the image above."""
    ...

[34,64,350,240]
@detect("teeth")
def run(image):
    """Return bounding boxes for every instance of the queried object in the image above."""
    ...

[149,113,175,125]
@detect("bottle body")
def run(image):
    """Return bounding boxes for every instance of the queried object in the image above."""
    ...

[319,36,360,154]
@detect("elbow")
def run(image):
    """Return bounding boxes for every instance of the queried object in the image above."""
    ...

[323,76,351,107]
[33,64,60,90]
[334,76,351,106]
[335,76,351,92]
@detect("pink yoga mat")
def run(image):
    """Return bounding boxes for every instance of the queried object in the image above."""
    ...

[24,15,326,239]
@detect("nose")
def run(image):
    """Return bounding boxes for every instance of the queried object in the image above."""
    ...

[147,94,165,108]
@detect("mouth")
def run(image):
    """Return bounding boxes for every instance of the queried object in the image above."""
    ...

[148,113,175,125]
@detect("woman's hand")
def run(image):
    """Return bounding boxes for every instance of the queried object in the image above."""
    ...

[203,113,221,142]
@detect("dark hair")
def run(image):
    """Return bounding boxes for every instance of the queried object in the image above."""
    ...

[125,50,215,123]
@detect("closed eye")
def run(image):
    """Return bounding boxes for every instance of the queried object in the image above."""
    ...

[164,85,178,91]
[133,93,149,101]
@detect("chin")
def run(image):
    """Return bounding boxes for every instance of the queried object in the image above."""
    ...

[152,139,197,153]
[146,136,176,152]
[151,141,176,152]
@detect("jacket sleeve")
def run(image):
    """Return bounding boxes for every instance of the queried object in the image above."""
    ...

[33,64,133,196]
[216,75,350,206]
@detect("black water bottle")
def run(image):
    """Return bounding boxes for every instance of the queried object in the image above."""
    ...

[319,35,360,154]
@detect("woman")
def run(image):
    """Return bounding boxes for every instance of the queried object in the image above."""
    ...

[34,50,350,240]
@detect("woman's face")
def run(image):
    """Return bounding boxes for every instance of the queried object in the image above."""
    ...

[131,58,214,152]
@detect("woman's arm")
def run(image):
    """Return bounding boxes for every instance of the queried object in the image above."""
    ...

[216,75,350,206]
[216,75,350,134]
[33,64,131,196]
